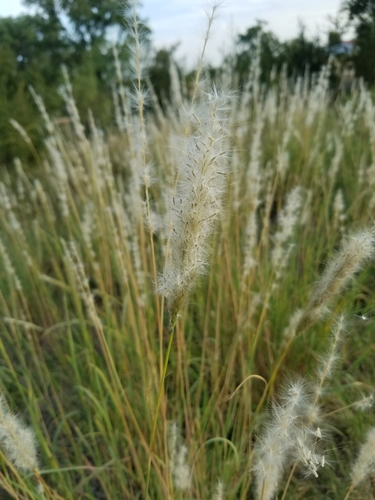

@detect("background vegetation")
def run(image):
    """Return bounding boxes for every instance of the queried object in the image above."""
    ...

[1,0,375,165]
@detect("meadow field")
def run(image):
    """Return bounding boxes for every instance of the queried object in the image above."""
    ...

[1,11,375,500]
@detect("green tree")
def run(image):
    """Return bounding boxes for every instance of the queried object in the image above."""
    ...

[235,21,283,86]
[0,2,151,164]
[345,0,375,83]
[148,45,181,106]
[232,21,329,88]
[283,25,327,76]
[23,0,128,49]
[0,14,67,164]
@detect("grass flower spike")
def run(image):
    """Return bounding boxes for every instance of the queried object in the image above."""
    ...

[351,428,375,485]
[169,423,191,492]
[344,427,375,499]
[297,226,375,334]
[158,89,230,326]
[253,380,308,500]
[0,395,38,473]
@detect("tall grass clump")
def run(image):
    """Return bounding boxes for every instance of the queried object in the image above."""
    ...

[1,6,375,499]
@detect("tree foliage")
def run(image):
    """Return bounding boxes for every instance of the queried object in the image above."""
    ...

[233,21,330,89]
[235,21,283,84]
[346,0,375,19]
[345,0,375,83]
[0,14,66,163]
[283,26,327,76]
[23,0,129,48]
[0,1,150,165]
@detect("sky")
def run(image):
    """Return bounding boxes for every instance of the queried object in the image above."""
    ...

[0,0,348,66]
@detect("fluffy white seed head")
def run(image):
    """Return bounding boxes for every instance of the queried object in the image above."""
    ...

[0,395,38,472]
[211,480,224,500]
[9,119,32,146]
[302,315,346,427]
[292,428,324,479]
[253,429,287,500]
[315,315,346,388]
[168,422,178,466]
[282,309,304,344]
[279,379,309,414]
[242,211,258,283]
[168,423,191,492]
[350,427,375,487]
[271,186,302,271]
[172,444,191,491]
[328,136,343,182]
[297,227,375,334]
[353,393,375,412]
[253,379,309,500]
[333,189,346,233]
[158,90,230,324]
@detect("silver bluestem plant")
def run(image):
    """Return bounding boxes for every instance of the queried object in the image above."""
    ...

[158,88,230,327]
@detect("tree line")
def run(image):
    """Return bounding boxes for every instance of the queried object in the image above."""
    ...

[0,0,374,164]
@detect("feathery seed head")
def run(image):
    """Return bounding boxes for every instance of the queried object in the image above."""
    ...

[253,449,285,500]
[168,423,191,491]
[353,393,375,412]
[271,186,302,270]
[0,395,38,472]
[350,427,375,487]
[292,428,323,479]
[158,90,230,324]
[297,226,375,334]
[168,422,178,465]
[142,163,154,189]
[333,189,346,231]
[212,480,224,500]
[172,444,191,491]
[279,378,309,414]
[315,314,346,385]
[9,119,32,146]
[254,379,310,500]
[282,309,304,343]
